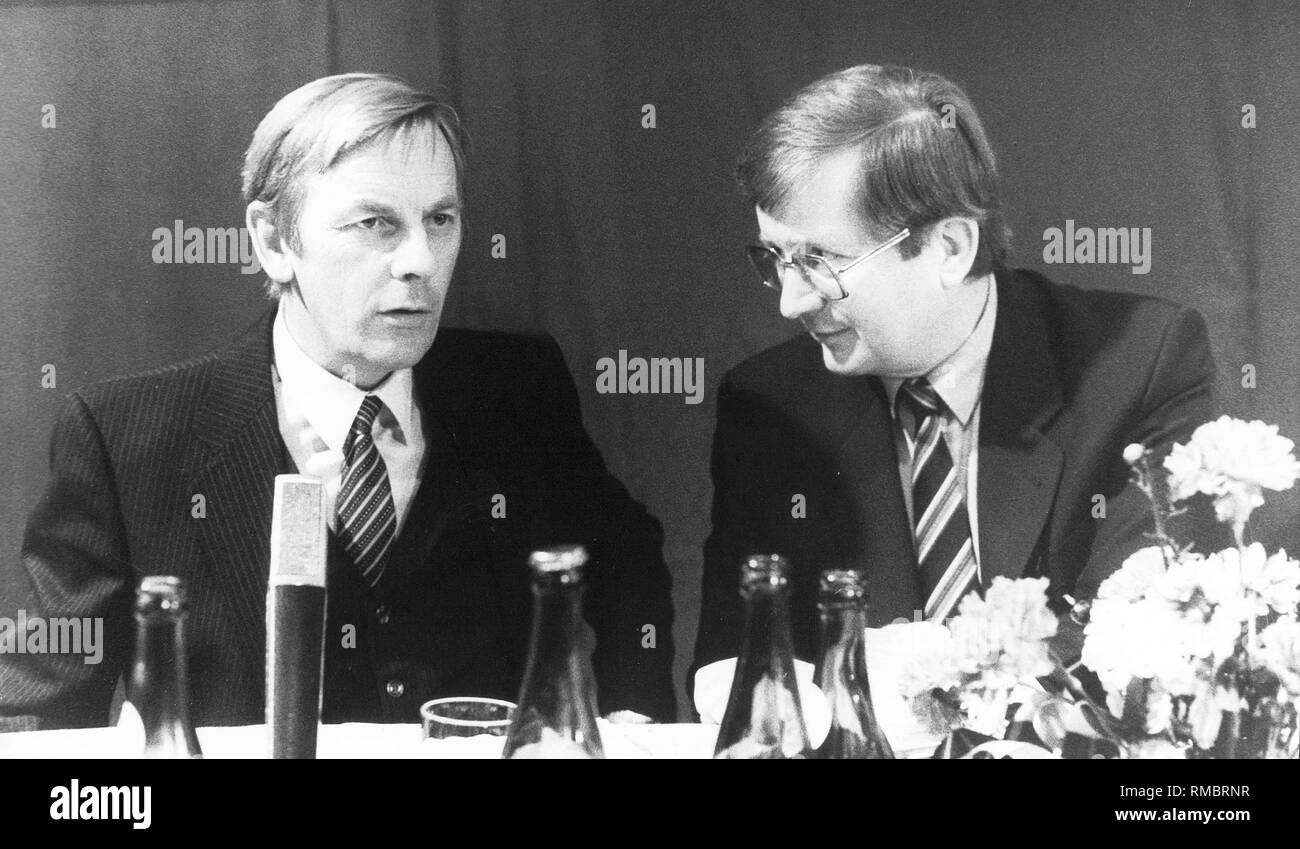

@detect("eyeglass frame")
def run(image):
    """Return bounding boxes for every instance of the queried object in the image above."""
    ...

[745,227,911,301]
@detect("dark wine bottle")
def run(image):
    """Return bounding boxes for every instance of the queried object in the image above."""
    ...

[714,554,812,759]
[813,569,894,759]
[502,546,604,758]
[130,576,203,758]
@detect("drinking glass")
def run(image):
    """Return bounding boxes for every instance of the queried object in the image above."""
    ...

[420,697,516,739]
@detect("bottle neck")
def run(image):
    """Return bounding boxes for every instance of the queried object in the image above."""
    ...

[816,600,868,684]
[820,601,868,651]
[132,614,196,747]
[738,581,797,668]
[528,581,585,672]
[134,617,185,695]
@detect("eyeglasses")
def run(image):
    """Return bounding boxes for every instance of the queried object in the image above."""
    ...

[745,228,911,301]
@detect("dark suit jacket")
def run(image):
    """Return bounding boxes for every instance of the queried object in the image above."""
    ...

[1,310,676,729]
[692,269,1217,679]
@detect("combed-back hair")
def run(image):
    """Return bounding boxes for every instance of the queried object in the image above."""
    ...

[736,64,1009,275]
[242,73,469,297]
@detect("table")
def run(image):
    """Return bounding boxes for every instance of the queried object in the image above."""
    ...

[0,721,721,759]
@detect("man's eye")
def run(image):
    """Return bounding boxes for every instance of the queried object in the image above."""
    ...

[355,217,388,230]
[429,213,456,227]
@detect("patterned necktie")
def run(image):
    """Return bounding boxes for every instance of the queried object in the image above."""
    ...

[336,395,397,587]
[897,378,979,622]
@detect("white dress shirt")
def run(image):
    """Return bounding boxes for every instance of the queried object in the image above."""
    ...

[883,279,998,580]
[270,305,427,535]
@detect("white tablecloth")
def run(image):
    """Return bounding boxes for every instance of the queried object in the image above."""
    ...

[0,720,721,759]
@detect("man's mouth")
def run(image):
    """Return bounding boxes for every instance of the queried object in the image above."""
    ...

[810,327,854,344]
[378,307,434,327]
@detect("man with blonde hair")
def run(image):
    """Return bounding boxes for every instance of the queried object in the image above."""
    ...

[2,74,675,729]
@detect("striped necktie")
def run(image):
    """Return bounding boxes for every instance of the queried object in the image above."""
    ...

[897,378,979,622]
[337,395,397,587]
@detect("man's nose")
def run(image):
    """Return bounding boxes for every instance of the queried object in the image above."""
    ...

[777,268,824,321]
[389,227,440,281]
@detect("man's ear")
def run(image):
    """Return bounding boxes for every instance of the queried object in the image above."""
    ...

[933,216,980,288]
[246,201,295,285]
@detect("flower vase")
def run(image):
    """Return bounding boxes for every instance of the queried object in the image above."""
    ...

[1193,665,1298,758]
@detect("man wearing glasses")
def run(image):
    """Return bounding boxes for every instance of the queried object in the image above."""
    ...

[692,64,1217,676]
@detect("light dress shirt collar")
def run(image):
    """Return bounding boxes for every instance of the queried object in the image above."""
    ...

[272,304,418,455]
[883,277,997,420]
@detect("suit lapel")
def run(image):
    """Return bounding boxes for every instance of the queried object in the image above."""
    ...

[380,398,479,589]
[403,329,518,606]
[188,309,282,676]
[977,272,1065,585]
[812,357,922,624]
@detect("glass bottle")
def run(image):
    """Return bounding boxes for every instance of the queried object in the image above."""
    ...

[813,569,894,759]
[129,576,203,758]
[714,554,812,759]
[502,546,604,759]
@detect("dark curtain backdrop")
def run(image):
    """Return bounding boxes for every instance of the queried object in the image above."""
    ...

[3,0,1298,717]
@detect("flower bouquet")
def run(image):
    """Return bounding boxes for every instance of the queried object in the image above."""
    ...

[899,416,1300,759]
[1080,416,1300,758]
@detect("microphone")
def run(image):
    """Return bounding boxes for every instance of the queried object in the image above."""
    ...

[266,474,328,759]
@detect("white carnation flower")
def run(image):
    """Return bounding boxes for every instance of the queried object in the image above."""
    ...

[897,629,960,699]
[1182,604,1243,669]
[1188,544,1300,617]
[1239,545,1300,615]
[1153,553,1221,609]
[900,577,1060,735]
[1083,598,1203,700]
[1164,416,1300,526]
[947,576,1056,685]
[1098,546,1169,603]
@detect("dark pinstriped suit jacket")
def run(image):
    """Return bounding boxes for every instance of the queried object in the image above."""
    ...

[0,309,676,729]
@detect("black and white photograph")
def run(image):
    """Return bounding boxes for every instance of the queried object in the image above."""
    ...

[0,0,1295,825]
